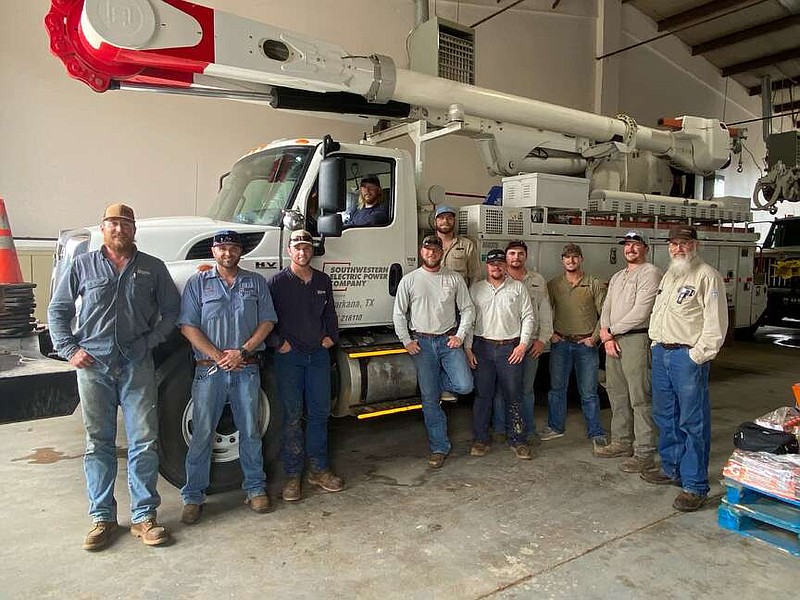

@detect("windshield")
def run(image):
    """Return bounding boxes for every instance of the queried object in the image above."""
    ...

[207,146,314,225]
[764,219,800,249]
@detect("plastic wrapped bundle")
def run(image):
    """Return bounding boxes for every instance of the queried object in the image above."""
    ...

[723,449,800,502]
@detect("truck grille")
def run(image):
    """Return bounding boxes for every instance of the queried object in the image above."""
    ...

[185,232,265,260]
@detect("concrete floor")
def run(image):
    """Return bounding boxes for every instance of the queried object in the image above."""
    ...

[1,328,798,599]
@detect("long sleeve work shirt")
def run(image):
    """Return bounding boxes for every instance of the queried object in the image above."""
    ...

[48,247,180,369]
[392,267,475,346]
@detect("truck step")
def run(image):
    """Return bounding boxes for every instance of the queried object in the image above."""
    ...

[717,479,800,557]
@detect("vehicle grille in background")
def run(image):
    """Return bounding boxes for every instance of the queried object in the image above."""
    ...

[185,232,265,260]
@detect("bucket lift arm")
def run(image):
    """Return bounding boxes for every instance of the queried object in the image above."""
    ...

[46,0,734,176]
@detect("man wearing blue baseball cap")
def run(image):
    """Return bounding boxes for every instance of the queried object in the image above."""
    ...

[178,229,278,523]
[434,204,480,286]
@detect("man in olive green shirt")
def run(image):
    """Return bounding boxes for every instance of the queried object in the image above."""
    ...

[542,244,607,450]
[434,205,480,286]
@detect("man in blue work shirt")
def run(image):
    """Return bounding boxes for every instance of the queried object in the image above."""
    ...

[268,229,343,502]
[49,203,180,551]
[344,176,390,227]
[177,230,277,524]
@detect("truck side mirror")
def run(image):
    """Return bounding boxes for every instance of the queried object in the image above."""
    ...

[318,213,343,237]
[319,157,346,214]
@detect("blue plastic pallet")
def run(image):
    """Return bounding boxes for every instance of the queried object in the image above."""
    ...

[718,479,800,557]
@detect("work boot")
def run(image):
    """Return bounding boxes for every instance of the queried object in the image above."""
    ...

[307,470,344,493]
[470,441,491,457]
[282,477,302,502]
[512,444,532,460]
[593,440,633,458]
[181,503,203,525]
[620,454,655,473]
[247,493,270,513]
[82,521,118,551]
[640,468,681,486]
[673,490,706,512]
[591,435,609,454]
[427,452,447,469]
[440,391,458,402]
[130,518,170,547]
[539,427,564,441]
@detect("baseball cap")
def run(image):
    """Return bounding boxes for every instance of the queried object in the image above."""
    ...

[668,225,698,241]
[485,249,506,263]
[421,234,443,249]
[505,240,528,253]
[360,175,380,187]
[434,205,457,218]
[289,229,314,247]
[561,243,583,257]
[618,229,649,246]
[102,203,135,223]
[212,230,242,247]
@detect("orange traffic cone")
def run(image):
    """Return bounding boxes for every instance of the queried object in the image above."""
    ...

[0,198,24,284]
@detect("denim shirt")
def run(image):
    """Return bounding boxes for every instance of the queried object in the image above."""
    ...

[178,267,277,360]
[48,247,181,369]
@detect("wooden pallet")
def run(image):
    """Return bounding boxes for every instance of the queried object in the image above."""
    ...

[718,479,800,557]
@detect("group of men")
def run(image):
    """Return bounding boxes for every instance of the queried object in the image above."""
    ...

[49,204,342,551]
[393,209,727,516]
[48,200,726,553]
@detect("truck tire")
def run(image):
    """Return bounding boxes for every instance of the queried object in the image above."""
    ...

[156,345,281,494]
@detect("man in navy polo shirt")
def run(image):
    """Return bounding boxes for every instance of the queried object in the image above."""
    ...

[268,229,343,502]
[178,230,277,523]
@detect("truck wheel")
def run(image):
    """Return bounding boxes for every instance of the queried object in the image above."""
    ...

[156,348,281,494]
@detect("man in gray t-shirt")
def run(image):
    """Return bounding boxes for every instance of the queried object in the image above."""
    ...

[393,235,475,469]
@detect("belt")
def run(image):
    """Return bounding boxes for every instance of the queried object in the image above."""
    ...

[617,328,649,337]
[659,343,691,350]
[475,336,520,346]
[413,327,457,338]
[196,358,260,366]
[555,332,593,342]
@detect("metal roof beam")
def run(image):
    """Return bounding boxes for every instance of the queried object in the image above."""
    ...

[722,46,800,76]
[692,14,800,55]
[773,98,800,113]
[657,0,765,32]
[747,75,800,95]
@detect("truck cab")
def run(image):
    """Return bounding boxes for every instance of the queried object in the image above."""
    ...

[759,216,800,325]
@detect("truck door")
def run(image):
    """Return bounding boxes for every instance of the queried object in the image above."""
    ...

[312,154,415,329]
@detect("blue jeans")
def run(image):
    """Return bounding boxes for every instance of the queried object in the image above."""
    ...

[76,356,159,524]
[546,340,605,438]
[493,354,539,437]
[182,364,265,504]
[473,338,526,446]
[274,348,331,476]
[412,335,473,454]
[651,345,711,496]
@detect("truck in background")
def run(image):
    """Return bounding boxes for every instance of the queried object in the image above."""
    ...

[41,0,767,491]
[758,216,800,327]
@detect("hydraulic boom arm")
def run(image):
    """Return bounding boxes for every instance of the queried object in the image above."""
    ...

[46,0,734,175]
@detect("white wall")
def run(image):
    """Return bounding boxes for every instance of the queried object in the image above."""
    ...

[0,0,773,239]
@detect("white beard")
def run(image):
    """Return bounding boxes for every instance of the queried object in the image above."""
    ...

[668,254,694,276]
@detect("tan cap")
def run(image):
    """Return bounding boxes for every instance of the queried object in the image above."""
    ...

[289,229,313,246]
[103,203,135,223]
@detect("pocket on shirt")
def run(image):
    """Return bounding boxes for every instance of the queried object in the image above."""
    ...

[201,292,226,320]
[132,273,156,304]
[83,277,112,302]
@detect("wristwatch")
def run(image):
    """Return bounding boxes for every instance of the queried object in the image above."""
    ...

[238,346,250,359]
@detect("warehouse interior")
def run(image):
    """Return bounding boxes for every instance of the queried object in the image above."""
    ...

[1,0,799,597]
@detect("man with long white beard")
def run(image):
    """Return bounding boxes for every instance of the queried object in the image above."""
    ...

[643,225,728,512]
